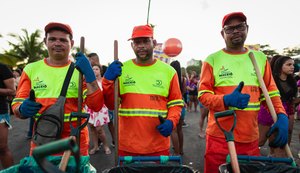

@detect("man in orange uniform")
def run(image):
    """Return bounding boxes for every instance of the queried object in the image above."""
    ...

[198,12,288,173]
[12,22,103,156]
[102,24,183,156]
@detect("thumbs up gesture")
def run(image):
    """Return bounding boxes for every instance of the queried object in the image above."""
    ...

[223,81,250,109]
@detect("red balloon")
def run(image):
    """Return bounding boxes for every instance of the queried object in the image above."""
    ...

[163,38,183,57]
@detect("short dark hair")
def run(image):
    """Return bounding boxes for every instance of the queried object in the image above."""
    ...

[170,60,182,92]
[13,68,22,76]
[87,53,99,58]
[101,65,107,77]
[92,64,101,70]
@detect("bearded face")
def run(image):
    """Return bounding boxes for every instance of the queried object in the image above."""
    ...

[221,18,248,49]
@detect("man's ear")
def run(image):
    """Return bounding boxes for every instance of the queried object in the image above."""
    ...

[221,30,225,39]
[43,37,47,44]
[131,42,134,49]
[71,40,74,47]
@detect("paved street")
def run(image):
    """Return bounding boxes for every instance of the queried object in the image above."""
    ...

[1,111,300,172]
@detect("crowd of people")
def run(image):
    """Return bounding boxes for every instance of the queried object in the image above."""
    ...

[1,11,300,173]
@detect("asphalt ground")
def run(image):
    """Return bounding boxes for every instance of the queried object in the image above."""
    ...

[2,110,300,172]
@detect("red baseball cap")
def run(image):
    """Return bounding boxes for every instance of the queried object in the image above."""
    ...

[222,12,247,28]
[44,22,73,37]
[128,25,153,40]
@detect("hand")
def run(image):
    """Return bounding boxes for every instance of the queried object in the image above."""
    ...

[267,113,288,148]
[223,81,250,109]
[19,90,42,118]
[104,60,122,81]
[157,119,173,137]
[75,52,96,83]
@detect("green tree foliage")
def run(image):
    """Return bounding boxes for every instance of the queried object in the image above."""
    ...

[260,44,278,57]
[0,54,19,67]
[282,46,300,56]
[181,67,188,77]
[5,29,48,65]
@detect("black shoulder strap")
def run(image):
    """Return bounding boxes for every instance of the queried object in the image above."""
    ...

[60,62,75,97]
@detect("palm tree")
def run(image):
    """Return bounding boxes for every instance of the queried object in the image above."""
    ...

[0,33,18,66]
[5,29,48,65]
[283,46,300,57]
[0,54,19,66]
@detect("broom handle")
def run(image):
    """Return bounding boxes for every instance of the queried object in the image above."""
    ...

[228,142,240,173]
[113,40,119,166]
[77,36,85,146]
[59,137,75,171]
[59,37,85,171]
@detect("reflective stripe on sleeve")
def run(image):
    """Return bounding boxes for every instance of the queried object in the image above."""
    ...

[167,99,184,108]
[11,98,25,106]
[259,90,280,101]
[198,90,214,97]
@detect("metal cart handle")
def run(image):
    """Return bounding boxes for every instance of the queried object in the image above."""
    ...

[214,110,236,142]
[118,156,182,165]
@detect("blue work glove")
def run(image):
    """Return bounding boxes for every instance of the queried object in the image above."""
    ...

[223,81,250,109]
[104,60,122,81]
[75,52,96,83]
[19,90,42,118]
[157,119,173,137]
[267,113,288,148]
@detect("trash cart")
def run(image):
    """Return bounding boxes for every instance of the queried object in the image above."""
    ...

[215,110,300,173]
[0,137,95,173]
[107,156,196,173]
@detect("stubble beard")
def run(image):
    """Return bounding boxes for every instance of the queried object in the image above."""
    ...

[231,34,246,47]
[230,38,245,49]
[136,51,153,63]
